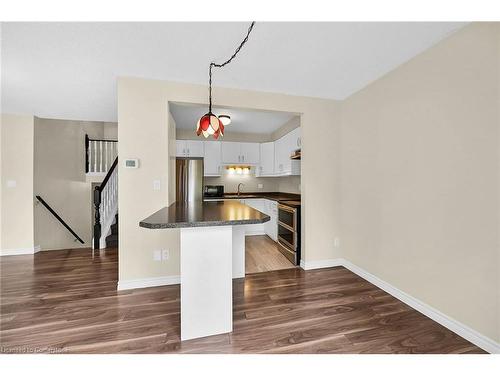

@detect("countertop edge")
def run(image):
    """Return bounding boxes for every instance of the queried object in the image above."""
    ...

[140,215,270,229]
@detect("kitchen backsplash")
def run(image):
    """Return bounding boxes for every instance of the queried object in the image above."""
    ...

[205,168,300,194]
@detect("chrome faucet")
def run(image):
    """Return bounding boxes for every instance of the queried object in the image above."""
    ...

[237,183,244,196]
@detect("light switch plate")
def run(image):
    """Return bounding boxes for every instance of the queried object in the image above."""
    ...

[7,180,17,188]
[153,250,162,261]
[162,249,169,261]
[153,180,161,191]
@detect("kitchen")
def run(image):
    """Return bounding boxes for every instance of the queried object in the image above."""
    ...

[140,103,303,341]
[171,103,302,274]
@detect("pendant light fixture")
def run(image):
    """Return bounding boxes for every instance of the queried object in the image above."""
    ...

[196,22,255,139]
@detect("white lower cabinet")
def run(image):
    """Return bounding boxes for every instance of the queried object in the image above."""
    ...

[264,200,278,241]
[240,198,278,241]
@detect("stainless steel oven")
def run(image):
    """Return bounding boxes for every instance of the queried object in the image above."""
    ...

[277,203,300,265]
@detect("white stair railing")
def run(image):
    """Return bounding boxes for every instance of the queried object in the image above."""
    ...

[92,157,118,250]
[86,135,118,174]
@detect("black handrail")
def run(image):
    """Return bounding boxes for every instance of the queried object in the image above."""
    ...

[35,195,85,244]
[93,156,118,250]
[100,157,118,189]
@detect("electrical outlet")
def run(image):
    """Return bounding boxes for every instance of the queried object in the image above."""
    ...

[153,180,161,191]
[257,183,263,189]
[153,250,162,261]
[162,249,169,261]
[334,238,340,248]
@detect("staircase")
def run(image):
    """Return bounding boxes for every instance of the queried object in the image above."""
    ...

[93,157,118,250]
[105,214,119,248]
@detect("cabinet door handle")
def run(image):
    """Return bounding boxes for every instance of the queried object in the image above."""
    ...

[242,155,245,162]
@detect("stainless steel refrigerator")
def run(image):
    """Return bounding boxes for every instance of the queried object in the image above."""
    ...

[176,157,204,202]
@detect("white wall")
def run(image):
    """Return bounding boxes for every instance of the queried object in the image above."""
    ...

[1,114,35,253]
[339,23,499,343]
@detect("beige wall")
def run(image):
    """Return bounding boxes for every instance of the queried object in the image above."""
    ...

[1,114,35,251]
[339,23,500,342]
[34,118,116,250]
[271,116,300,141]
[118,78,340,282]
[103,122,118,140]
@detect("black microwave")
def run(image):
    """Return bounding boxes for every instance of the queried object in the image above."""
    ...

[204,185,224,198]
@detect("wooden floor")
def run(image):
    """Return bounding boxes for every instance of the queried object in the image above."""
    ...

[245,235,296,274]
[0,248,485,354]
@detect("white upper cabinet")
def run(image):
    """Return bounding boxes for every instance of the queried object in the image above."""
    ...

[240,143,260,164]
[203,141,222,176]
[258,142,275,176]
[272,127,301,176]
[221,142,241,164]
[185,140,204,157]
[176,140,204,157]
[274,136,286,174]
[221,142,260,164]
[288,127,301,150]
[176,140,186,157]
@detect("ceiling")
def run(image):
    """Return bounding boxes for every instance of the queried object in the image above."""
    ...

[1,22,466,122]
[170,103,296,134]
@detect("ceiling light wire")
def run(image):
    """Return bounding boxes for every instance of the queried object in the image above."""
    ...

[208,22,256,113]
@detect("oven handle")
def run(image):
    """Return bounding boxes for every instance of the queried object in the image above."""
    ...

[278,235,295,251]
[278,204,296,213]
[278,220,295,232]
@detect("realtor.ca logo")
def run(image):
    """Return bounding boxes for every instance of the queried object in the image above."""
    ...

[0,346,67,354]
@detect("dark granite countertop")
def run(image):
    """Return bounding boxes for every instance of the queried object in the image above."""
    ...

[140,200,270,229]
[279,200,301,208]
[203,192,301,202]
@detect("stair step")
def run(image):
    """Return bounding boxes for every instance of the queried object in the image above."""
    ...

[106,233,118,248]
[106,239,118,248]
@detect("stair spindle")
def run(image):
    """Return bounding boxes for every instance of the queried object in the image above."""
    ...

[100,142,103,172]
[93,141,97,172]
[105,142,108,171]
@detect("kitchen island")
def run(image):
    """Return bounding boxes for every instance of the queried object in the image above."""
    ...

[140,200,269,341]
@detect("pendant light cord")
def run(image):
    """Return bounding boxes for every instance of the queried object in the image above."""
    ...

[208,21,256,113]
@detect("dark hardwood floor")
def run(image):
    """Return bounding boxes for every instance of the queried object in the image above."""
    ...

[0,248,485,354]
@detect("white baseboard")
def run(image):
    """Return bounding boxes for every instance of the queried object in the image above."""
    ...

[244,224,266,236]
[0,245,41,256]
[300,258,343,270]
[300,257,499,354]
[117,275,180,291]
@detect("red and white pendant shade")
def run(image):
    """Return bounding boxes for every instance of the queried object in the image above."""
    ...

[196,112,225,139]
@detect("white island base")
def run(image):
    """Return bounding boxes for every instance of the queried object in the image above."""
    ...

[180,225,245,341]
